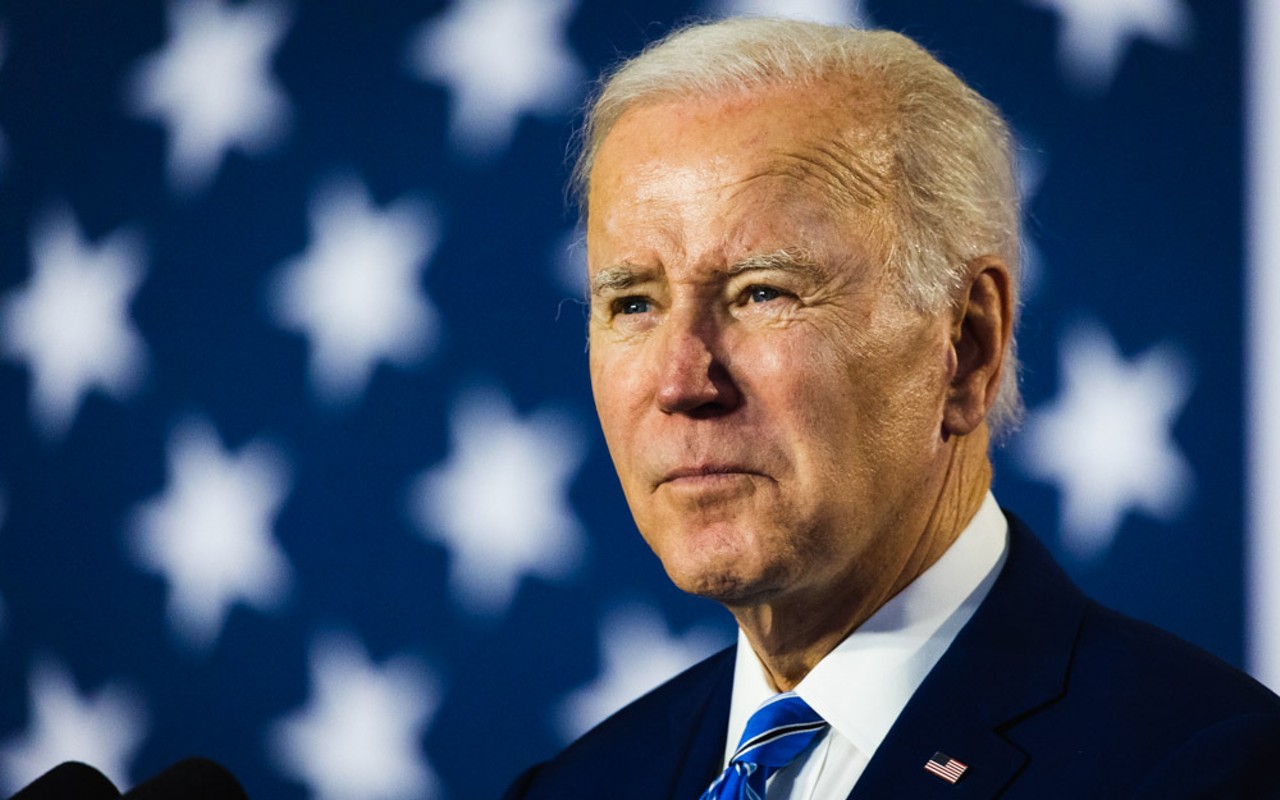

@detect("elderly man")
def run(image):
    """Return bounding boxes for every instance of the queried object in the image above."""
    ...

[504,17,1280,800]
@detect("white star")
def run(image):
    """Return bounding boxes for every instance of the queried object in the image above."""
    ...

[711,0,870,26]
[1026,0,1193,92]
[128,418,293,650]
[407,386,587,615]
[270,633,439,800]
[1016,322,1194,558]
[0,658,147,794]
[556,605,727,742]
[406,0,586,158]
[128,0,291,192]
[0,207,147,441]
[268,179,440,406]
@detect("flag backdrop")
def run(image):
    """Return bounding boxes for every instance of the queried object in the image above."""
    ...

[0,1,1274,798]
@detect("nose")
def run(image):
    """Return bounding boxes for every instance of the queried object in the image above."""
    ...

[654,311,742,416]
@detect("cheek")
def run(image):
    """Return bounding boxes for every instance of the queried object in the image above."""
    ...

[741,326,870,418]
[728,334,866,490]
[590,347,646,467]
[748,319,948,462]
[590,354,621,429]
[850,332,952,463]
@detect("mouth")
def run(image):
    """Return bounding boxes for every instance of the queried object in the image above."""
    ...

[658,464,762,486]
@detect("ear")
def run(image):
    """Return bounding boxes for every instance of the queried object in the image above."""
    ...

[942,256,1013,437]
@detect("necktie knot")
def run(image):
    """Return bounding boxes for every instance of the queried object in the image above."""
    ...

[700,692,827,800]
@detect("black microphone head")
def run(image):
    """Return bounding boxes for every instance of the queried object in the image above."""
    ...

[9,761,121,800]
[122,757,247,800]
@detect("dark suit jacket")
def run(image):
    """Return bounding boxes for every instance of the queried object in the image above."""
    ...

[504,515,1280,798]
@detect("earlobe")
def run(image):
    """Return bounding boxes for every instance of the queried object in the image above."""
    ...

[942,257,1012,437]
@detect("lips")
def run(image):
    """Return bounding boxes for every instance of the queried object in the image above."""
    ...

[658,464,761,485]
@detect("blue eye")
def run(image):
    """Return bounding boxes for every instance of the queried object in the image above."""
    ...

[748,286,781,303]
[617,297,651,315]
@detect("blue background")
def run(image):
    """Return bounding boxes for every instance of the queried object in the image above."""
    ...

[0,1,1252,798]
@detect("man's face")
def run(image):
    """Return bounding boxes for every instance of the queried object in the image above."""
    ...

[586,83,959,610]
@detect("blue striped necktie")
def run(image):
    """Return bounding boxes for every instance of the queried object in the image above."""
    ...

[699,691,828,800]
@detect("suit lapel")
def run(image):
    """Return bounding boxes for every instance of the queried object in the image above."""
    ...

[849,516,1088,799]
[661,645,735,800]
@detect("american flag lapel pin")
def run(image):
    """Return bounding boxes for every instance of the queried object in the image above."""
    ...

[924,752,968,784]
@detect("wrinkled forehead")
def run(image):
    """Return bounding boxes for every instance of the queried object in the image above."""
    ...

[588,80,900,223]
[585,81,901,273]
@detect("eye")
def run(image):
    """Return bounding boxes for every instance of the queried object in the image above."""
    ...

[614,296,651,315]
[746,285,782,303]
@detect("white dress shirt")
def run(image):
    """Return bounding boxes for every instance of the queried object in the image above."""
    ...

[720,492,1010,799]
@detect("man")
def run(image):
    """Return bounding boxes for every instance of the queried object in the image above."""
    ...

[504,17,1280,800]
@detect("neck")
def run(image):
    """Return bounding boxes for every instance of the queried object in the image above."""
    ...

[732,425,993,691]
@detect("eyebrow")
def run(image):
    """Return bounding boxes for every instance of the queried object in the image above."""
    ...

[589,263,653,296]
[726,247,823,278]
[589,248,824,297]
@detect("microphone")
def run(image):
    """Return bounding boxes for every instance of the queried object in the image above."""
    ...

[9,761,121,799]
[122,758,248,800]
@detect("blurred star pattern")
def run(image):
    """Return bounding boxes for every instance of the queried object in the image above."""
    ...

[0,1,1271,798]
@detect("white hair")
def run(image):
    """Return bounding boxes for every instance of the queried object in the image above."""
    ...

[573,17,1023,434]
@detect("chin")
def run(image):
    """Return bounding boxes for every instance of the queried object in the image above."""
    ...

[640,511,791,597]
[658,538,787,605]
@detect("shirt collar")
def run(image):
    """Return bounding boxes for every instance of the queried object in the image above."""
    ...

[725,491,1009,763]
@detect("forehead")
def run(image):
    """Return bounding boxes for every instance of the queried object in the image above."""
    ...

[586,81,897,264]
